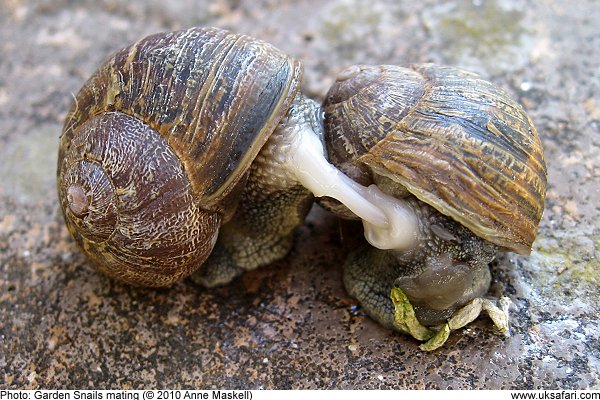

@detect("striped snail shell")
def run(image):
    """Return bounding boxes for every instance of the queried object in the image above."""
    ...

[57,27,301,286]
[323,63,547,255]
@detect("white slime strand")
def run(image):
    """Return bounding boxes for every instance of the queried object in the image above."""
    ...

[284,126,417,250]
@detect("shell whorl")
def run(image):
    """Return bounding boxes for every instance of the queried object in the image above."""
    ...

[324,64,547,254]
[58,112,220,286]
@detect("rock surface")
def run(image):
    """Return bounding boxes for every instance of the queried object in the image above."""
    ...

[0,0,598,389]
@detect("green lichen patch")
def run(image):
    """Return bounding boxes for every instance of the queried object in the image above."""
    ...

[422,0,534,74]
[525,230,599,310]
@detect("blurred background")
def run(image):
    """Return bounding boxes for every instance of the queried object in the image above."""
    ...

[0,0,598,389]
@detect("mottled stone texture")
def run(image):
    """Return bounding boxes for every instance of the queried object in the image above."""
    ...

[1,0,598,389]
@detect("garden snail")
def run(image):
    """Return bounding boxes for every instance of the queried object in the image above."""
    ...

[57,27,408,288]
[321,64,547,349]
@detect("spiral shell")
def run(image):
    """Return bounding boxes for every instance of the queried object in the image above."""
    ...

[323,64,547,254]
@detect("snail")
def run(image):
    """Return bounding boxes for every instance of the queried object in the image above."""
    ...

[57,27,411,288]
[320,64,547,350]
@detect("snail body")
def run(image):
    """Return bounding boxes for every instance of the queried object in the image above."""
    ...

[321,64,547,349]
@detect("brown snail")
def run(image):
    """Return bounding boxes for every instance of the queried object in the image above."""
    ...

[321,64,547,350]
[57,27,402,288]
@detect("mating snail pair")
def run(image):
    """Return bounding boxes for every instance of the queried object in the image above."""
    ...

[57,27,547,350]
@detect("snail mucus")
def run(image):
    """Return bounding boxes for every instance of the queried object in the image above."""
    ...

[57,27,547,350]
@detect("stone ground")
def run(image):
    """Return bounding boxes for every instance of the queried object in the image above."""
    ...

[0,0,598,389]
